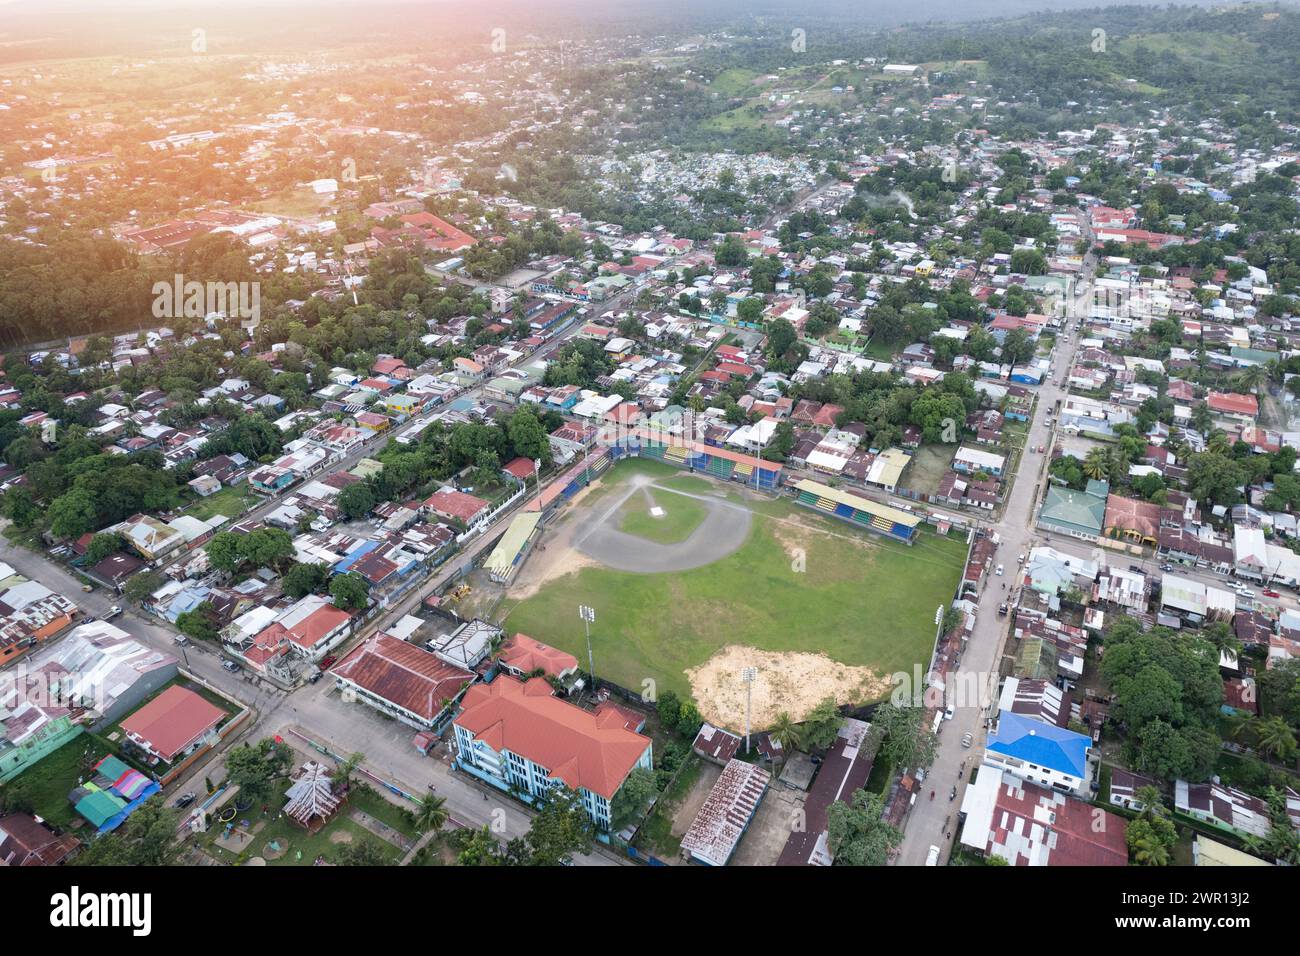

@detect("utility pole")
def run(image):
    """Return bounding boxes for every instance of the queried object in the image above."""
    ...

[579,605,596,690]
[741,667,757,753]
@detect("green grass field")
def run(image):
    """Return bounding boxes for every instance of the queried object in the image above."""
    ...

[504,471,966,702]
[617,486,709,545]
[2,733,113,829]
[180,484,258,521]
[709,67,761,97]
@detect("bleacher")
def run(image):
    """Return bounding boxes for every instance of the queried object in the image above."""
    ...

[792,478,921,544]
[615,430,782,490]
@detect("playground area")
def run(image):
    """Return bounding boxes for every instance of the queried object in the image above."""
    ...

[204,785,416,866]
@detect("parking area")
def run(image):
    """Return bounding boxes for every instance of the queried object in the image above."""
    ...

[731,783,804,866]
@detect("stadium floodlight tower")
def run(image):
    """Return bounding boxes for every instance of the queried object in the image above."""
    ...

[579,605,596,689]
[741,667,758,753]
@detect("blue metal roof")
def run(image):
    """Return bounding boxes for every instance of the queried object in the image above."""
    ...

[986,709,1089,778]
[334,539,379,573]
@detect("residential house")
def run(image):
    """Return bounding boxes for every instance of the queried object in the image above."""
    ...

[120,685,225,764]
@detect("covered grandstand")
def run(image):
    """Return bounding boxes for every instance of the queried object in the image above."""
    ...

[526,447,613,514]
[484,511,543,584]
[615,429,782,490]
[792,479,921,544]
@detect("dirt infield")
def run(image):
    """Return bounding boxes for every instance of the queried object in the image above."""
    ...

[686,644,891,729]
[574,475,752,573]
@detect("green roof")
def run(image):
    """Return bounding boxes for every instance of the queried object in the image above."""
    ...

[94,755,132,781]
[1039,485,1105,535]
[1229,347,1278,365]
[484,512,543,578]
[75,789,125,827]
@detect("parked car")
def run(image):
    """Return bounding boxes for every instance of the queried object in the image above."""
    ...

[173,635,189,646]
[221,659,241,673]
[995,564,1004,576]
[308,671,323,684]
[320,655,338,670]
[998,603,1009,616]
[1160,563,1173,572]
[173,792,196,809]
[943,707,954,721]
[925,845,941,866]
[961,732,974,749]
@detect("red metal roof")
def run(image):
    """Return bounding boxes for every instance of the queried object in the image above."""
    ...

[120,685,224,762]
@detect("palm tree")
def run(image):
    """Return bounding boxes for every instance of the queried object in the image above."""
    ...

[1235,363,1269,397]
[1130,831,1170,866]
[1083,447,1109,481]
[334,751,366,791]
[1135,785,1165,817]
[1207,431,1232,456]
[1223,712,1256,747]
[1264,825,1300,865]
[410,794,450,834]
[1254,715,1297,763]
[770,712,802,769]
[1205,623,1243,666]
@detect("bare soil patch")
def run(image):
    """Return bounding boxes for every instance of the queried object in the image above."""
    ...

[686,644,891,729]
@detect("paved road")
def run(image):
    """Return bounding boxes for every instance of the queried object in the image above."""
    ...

[0,540,288,710]
[894,246,1097,865]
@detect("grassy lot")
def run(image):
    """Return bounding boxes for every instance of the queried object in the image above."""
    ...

[1,733,113,829]
[250,187,332,219]
[180,485,257,522]
[701,105,769,132]
[863,337,898,361]
[347,785,418,837]
[617,486,709,545]
[902,443,958,497]
[636,753,703,860]
[505,488,966,701]
[709,67,761,97]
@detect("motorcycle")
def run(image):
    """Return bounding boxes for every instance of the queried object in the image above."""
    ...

[949,786,957,801]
